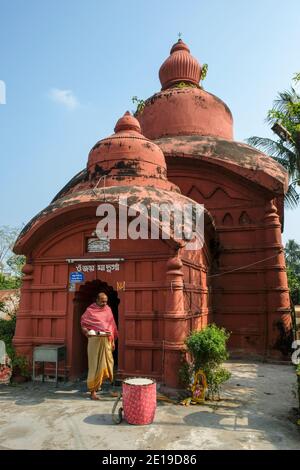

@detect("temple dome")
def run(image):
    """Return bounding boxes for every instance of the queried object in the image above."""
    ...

[159,39,201,90]
[137,40,233,141]
[87,112,177,190]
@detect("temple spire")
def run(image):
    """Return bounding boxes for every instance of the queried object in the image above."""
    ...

[159,39,201,90]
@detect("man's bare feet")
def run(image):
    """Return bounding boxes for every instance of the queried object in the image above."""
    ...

[90,391,100,400]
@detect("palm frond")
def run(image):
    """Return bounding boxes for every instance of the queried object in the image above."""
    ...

[272,156,293,169]
[247,136,300,202]
[274,88,299,111]
[246,136,296,162]
[265,88,300,127]
[247,81,300,211]
[284,183,300,209]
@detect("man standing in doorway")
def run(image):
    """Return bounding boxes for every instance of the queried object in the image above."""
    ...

[81,292,118,400]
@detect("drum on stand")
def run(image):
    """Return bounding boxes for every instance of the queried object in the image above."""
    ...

[122,377,156,425]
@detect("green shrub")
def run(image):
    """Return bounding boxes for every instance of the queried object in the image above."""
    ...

[0,313,16,358]
[0,312,30,378]
[204,366,231,400]
[178,354,193,388]
[11,354,30,377]
[0,273,22,289]
[185,324,230,369]
[182,324,231,399]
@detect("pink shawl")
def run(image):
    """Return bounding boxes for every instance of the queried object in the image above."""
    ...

[81,303,118,341]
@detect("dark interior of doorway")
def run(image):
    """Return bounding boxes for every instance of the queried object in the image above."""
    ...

[73,280,120,379]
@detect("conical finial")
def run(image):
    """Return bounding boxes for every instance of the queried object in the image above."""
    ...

[114,111,141,133]
[170,38,190,54]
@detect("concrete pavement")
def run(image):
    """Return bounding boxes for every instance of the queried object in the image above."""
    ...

[0,362,299,450]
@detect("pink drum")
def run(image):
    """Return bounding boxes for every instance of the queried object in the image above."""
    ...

[122,377,157,425]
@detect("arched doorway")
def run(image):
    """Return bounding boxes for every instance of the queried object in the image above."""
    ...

[72,280,120,379]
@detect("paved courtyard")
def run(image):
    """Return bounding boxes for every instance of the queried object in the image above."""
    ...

[0,361,299,450]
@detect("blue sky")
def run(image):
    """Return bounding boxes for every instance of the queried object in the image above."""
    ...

[0,0,299,244]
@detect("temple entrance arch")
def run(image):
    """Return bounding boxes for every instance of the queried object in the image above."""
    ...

[72,280,120,379]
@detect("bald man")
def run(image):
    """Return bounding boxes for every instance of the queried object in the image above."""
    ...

[81,292,118,400]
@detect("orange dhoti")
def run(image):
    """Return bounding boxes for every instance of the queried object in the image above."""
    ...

[87,336,114,392]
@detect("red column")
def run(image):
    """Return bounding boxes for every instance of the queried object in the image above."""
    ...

[13,262,34,358]
[163,255,187,387]
[263,200,291,359]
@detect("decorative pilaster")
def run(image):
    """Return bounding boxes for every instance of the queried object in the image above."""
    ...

[13,262,34,357]
[163,255,187,387]
[263,200,291,358]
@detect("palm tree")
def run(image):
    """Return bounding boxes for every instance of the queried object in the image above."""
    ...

[247,76,300,209]
[285,239,300,274]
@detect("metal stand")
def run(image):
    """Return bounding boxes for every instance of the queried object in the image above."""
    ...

[32,345,66,387]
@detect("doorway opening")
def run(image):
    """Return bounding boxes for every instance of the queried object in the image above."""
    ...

[72,280,120,379]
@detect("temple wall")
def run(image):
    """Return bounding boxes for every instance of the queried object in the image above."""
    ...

[14,218,212,386]
[167,159,291,359]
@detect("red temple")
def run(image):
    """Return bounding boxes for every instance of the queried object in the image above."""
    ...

[13,40,291,387]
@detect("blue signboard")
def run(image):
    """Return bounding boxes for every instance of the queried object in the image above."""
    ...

[69,272,85,283]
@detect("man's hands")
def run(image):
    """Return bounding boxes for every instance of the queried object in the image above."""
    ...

[82,327,90,338]
[82,328,113,338]
[82,327,115,349]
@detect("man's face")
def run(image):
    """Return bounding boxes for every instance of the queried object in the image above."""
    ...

[97,294,108,307]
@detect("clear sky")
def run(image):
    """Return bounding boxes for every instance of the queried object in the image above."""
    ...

[0,0,299,244]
